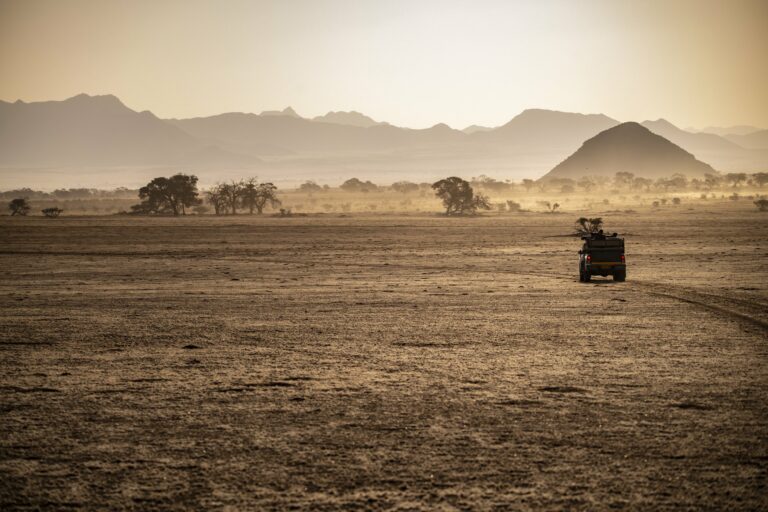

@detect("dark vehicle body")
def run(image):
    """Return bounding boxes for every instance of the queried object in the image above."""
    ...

[579,233,626,282]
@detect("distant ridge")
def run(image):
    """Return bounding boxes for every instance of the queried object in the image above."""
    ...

[641,118,741,153]
[462,125,493,134]
[0,94,257,167]
[259,106,301,118]
[699,125,762,137]
[541,122,715,180]
[3,93,768,187]
[473,109,620,151]
[724,129,768,150]
[313,110,382,128]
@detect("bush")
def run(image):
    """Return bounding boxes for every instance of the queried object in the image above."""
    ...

[574,217,603,235]
[390,181,419,194]
[341,178,377,193]
[755,198,768,211]
[41,207,63,218]
[537,201,560,213]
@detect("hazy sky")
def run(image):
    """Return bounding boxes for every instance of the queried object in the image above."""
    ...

[1,0,767,129]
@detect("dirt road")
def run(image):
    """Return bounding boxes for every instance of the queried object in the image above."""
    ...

[1,206,766,510]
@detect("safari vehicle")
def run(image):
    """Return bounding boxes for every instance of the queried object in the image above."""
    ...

[578,231,626,282]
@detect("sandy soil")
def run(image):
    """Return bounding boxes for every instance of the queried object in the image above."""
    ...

[1,204,767,510]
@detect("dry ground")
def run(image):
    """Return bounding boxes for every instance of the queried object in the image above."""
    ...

[1,203,767,510]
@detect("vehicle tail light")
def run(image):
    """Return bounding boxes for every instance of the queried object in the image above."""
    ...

[586,255,591,263]
[621,254,625,263]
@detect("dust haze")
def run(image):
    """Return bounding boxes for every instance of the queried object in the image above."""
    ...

[1,0,767,510]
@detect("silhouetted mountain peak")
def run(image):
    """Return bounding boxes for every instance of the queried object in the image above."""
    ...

[260,106,301,118]
[313,110,381,127]
[0,93,219,167]
[643,118,678,131]
[462,124,493,134]
[541,121,715,180]
[641,118,742,152]
[66,93,125,108]
[515,108,612,121]
[601,121,646,134]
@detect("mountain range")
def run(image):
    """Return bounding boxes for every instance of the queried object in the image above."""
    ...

[698,125,762,137]
[1,94,767,188]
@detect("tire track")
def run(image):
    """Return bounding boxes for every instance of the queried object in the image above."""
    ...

[630,281,768,332]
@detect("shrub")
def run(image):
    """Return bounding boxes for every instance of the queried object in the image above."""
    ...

[41,207,63,218]
[574,217,603,235]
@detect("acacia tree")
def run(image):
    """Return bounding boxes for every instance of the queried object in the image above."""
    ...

[575,217,603,235]
[521,179,536,193]
[241,179,281,214]
[667,173,688,190]
[750,172,768,188]
[132,174,200,215]
[632,177,653,192]
[725,172,748,188]
[41,207,63,218]
[390,181,420,194]
[613,172,635,189]
[577,177,597,192]
[539,201,560,213]
[340,178,377,192]
[206,185,228,215]
[298,181,323,194]
[703,173,722,190]
[219,180,243,215]
[431,177,491,215]
[8,198,31,216]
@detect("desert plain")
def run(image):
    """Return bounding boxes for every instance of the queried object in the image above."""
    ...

[0,202,766,510]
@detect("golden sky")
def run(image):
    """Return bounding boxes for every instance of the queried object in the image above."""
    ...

[1,0,766,129]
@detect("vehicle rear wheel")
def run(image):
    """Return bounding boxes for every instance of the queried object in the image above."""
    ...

[613,271,626,282]
[583,272,591,282]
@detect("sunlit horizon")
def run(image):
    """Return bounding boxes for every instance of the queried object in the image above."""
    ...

[2,0,767,130]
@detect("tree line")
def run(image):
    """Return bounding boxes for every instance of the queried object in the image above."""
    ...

[5,171,768,217]
[129,174,280,216]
